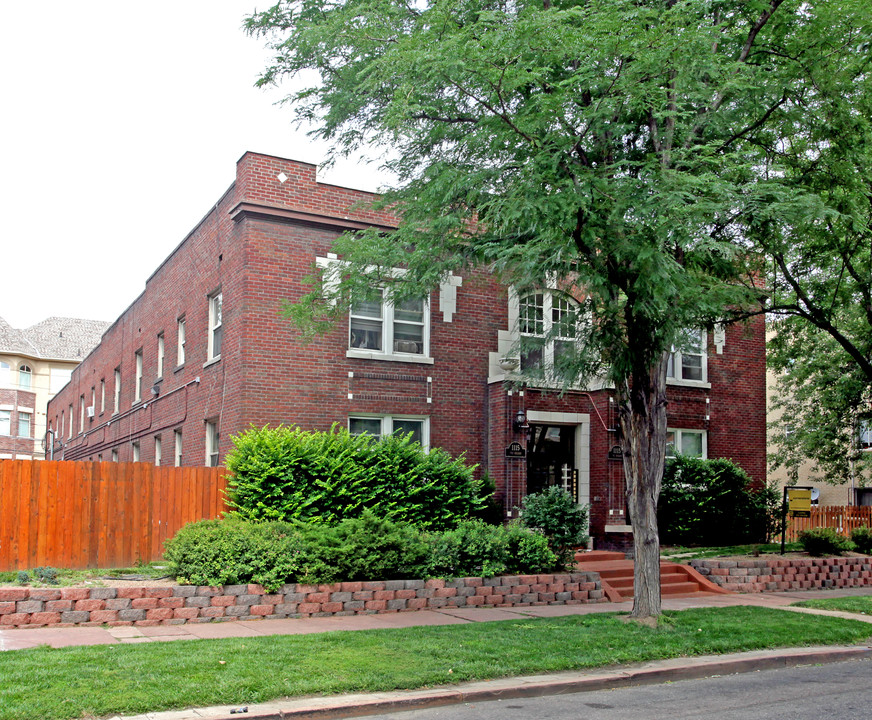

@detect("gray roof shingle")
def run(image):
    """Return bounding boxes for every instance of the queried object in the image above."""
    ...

[0,316,109,361]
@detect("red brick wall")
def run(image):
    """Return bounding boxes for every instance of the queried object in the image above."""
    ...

[0,389,36,458]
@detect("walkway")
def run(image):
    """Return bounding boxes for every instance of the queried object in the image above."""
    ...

[2,586,870,652]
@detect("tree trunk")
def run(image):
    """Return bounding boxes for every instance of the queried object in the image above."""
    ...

[617,351,669,619]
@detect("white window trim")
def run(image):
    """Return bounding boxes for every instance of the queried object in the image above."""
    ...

[665,428,708,459]
[132,440,141,462]
[134,350,143,404]
[100,379,106,414]
[157,333,165,378]
[177,317,186,367]
[113,369,121,415]
[205,419,219,467]
[348,288,431,362]
[174,429,183,467]
[666,329,710,387]
[0,409,10,436]
[207,292,223,362]
[348,414,430,450]
[154,435,162,466]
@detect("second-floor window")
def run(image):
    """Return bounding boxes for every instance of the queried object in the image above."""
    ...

[18,412,31,438]
[177,318,186,366]
[157,333,165,378]
[519,291,579,382]
[208,293,223,361]
[134,350,143,403]
[19,365,32,389]
[0,410,10,435]
[113,368,121,414]
[349,291,428,357]
[667,329,707,383]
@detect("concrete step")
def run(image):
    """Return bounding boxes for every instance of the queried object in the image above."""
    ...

[574,550,626,563]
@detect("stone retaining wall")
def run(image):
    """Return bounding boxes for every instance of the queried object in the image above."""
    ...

[0,572,606,628]
[690,557,872,593]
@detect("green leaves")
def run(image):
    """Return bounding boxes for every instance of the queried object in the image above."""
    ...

[224,424,485,531]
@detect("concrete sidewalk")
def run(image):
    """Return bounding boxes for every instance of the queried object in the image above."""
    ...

[2,587,871,720]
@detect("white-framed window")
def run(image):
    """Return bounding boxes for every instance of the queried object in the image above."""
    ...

[177,317,186,366]
[348,415,429,449]
[111,449,118,463]
[18,365,32,390]
[0,410,10,435]
[0,361,10,387]
[49,367,72,395]
[79,395,85,433]
[666,428,707,458]
[667,329,707,383]
[157,333,165,378]
[154,435,162,466]
[113,368,121,414]
[205,419,219,466]
[90,387,95,419]
[18,412,31,438]
[100,379,106,413]
[60,411,65,438]
[208,292,223,361]
[518,290,580,381]
[134,350,143,403]
[132,440,140,462]
[68,404,73,438]
[174,429,183,467]
[349,290,429,358]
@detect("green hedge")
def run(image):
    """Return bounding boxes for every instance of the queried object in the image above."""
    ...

[164,514,561,591]
[224,425,486,531]
[798,527,855,556]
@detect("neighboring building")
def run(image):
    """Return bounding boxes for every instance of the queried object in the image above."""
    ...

[47,152,766,546]
[0,316,109,460]
[767,364,864,506]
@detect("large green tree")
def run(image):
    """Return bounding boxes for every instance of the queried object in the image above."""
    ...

[247,0,866,618]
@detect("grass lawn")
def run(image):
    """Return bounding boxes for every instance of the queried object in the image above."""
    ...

[0,562,170,587]
[661,542,803,561]
[793,596,872,615]
[1,606,870,720]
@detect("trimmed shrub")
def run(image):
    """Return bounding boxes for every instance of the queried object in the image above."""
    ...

[658,456,778,546]
[519,487,588,564]
[163,519,304,591]
[851,526,872,555]
[296,511,430,584]
[225,425,486,531]
[798,527,855,556]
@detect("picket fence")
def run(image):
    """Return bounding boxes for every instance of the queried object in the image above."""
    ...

[0,460,229,572]
[785,505,872,542]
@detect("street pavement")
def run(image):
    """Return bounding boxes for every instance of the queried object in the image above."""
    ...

[1,586,870,720]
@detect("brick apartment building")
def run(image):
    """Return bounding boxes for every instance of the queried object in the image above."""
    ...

[47,151,766,545]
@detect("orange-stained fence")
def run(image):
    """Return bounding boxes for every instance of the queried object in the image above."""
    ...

[785,505,872,542]
[0,460,230,571]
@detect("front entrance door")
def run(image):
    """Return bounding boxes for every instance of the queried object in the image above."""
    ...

[527,424,576,498]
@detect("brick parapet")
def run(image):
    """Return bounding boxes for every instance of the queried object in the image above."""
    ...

[0,572,606,628]
[690,557,872,593]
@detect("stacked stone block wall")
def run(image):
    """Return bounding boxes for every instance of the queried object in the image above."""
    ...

[0,572,605,628]
[690,557,872,593]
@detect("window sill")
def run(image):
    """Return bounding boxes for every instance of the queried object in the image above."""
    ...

[203,356,221,369]
[346,350,434,365]
[174,364,185,373]
[666,378,711,389]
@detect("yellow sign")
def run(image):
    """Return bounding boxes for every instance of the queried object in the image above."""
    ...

[788,488,812,518]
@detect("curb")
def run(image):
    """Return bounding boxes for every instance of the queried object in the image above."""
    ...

[121,645,871,720]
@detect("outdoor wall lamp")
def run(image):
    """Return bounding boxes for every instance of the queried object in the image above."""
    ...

[513,410,530,433]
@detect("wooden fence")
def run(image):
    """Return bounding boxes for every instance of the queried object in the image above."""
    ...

[785,505,872,542]
[0,460,229,572]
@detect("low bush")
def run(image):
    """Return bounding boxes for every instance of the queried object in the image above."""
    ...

[165,513,561,588]
[425,520,558,578]
[519,487,588,564]
[797,527,855,556]
[164,519,304,591]
[225,425,486,531]
[849,526,872,555]
[658,456,779,546]
[296,512,430,584]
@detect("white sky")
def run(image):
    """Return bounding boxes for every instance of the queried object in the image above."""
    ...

[0,1,388,329]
